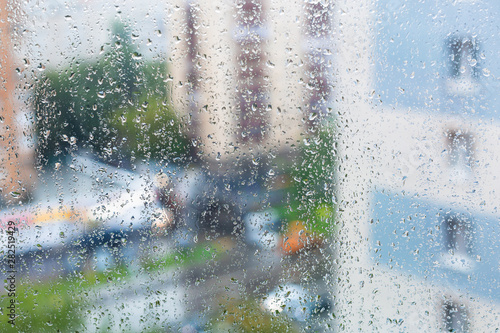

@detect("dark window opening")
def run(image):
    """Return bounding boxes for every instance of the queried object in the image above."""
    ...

[445,129,474,178]
[443,213,472,256]
[447,35,480,80]
[235,0,268,143]
[442,300,469,333]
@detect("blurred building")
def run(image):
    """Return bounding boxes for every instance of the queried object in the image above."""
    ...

[167,0,333,169]
[0,0,35,203]
[336,0,500,331]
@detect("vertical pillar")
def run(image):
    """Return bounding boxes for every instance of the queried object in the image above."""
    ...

[234,0,268,143]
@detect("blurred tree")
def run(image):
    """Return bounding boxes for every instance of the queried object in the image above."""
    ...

[110,94,189,162]
[34,20,188,166]
[289,120,337,238]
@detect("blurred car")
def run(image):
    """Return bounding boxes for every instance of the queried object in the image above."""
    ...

[262,283,332,329]
[244,209,281,249]
[0,154,166,275]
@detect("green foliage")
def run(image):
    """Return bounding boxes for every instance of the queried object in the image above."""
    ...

[33,20,188,165]
[110,94,189,162]
[209,298,299,333]
[281,122,337,237]
[1,278,84,332]
[294,124,336,206]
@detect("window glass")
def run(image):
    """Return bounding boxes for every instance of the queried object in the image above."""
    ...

[0,0,498,332]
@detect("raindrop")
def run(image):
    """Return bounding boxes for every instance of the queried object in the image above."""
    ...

[266,60,275,68]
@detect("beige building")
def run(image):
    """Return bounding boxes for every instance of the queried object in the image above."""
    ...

[167,0,333,167]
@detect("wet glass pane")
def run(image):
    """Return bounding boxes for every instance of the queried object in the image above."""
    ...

[0,0,498,332]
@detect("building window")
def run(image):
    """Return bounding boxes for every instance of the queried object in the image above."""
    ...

[234,0,268,143]
[445,129,474,180]
[445,35,481,95]
[185,0,202,149]
[443,213,472,255]
[442,300,469,333]
[447,35,479,79]
[303,0,333,128]
[440,212,474,272]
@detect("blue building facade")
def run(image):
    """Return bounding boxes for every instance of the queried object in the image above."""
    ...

[366,1,500,329]
[375,1,500,119]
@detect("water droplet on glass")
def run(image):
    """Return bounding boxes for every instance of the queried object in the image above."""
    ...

[97,91,106,98]
[10,191,20,198]
[482,68,490,77]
